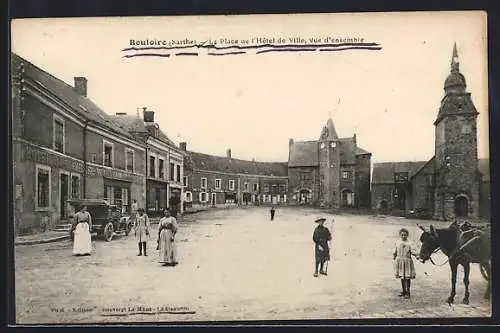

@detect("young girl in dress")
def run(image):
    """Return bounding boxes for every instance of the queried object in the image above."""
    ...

[393,228,418,298]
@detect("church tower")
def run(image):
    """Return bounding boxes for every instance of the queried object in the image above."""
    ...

[318,118,341,208]
[434,43,480,220]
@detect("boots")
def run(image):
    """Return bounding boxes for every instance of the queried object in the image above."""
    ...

[399,279,406,297]
[137,242,142,256]
[142,242,147,256]
[405,279,411,298]
[314,261,319,277]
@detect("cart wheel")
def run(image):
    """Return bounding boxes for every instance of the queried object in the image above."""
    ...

[103,222,114,242]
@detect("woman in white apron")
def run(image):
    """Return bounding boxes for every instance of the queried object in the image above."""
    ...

[157,209,179,266]
[73,205,92,256]
[134,208,150,256]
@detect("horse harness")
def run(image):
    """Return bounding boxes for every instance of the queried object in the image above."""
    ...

[428,228,484,266]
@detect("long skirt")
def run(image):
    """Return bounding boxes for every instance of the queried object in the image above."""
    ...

[394,257,416,279]
[73,223,92,255]
[159,229,177,264]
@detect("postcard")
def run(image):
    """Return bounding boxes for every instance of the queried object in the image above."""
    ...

[10,11,491,324]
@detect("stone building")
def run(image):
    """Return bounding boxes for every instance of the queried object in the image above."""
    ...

[288,118,372,208]
[371,44,490,220]
[11,53,146,235]
[182,144,289,208]
[109,108,186,217]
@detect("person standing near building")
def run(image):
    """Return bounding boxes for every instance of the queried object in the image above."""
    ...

[313,217,332,277]
[157,209,179,266]
[270,206,276,221]
[134,208,150,256]
[130,199,139,226]
[73,205,92,256]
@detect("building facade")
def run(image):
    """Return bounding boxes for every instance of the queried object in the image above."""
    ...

[182,145,289,208]
[288,118,372,208]
[12,53,146,235]
[109,108,186,217]
[371,44,490,220]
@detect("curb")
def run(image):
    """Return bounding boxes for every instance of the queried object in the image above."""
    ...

[15,234,70,246]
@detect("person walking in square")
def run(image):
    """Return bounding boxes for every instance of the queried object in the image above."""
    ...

[393,228,418,298]
[134,208,150,256]
[313,217,332,277]
[72,205,92,256]
[157,209,179,266]
[270,206,276,221]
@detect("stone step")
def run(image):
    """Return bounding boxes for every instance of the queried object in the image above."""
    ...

[53,224,72,232]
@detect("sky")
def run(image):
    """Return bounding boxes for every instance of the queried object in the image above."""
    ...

[11,11,489,164]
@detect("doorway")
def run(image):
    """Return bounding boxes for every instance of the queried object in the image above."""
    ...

[454,195,469,217]
[211,193,216,206]
[60,173,69,219]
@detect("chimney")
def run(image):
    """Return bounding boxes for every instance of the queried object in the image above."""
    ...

[115,112,127,116]
[226,149,232,159]
[353,133,357,146]
[143,107,155,123]
[74,77,87,97]
[289,138,294,148]
[179,142,187,151]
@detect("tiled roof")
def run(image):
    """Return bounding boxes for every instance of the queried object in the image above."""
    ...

[410,156,435,180]
[12,53,136,140]
[372,161,428,184]
[478,158,490,182]
[185,151,288,176]
[354,146,371,155]
[108,114,147,133]
[288,141,318,167]
[156,128,177,147]
[288,138,371,167]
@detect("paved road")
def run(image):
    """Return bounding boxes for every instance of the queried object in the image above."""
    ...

[14,207,491,323]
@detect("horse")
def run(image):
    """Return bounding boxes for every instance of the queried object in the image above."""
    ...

[417,221,491,305]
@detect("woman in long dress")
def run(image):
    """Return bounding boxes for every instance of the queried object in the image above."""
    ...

[134,208,150,256]
[157,209,179,266]
[73,205,92,256]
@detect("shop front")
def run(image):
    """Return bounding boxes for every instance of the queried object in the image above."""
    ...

[147,180,168,217]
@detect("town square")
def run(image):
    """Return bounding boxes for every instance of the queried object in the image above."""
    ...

[10,12,491,324]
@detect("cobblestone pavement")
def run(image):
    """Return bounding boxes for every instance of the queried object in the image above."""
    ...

[14,208,491,323]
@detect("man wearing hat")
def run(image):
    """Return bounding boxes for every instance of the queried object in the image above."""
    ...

[313,217,332,277]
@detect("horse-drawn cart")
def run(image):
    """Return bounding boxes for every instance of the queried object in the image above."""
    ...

[67,199,133,242]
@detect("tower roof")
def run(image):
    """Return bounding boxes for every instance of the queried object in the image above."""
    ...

[319,118,339,141]
[444,42,466,91]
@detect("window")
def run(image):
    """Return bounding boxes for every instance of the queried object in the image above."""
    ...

[229,180,235,190]
[253,183,258,192]
[244,183,249,191]
[53,115,65,153]
[215,179,221,190]
[170,163,175,181]
[158,158,164,178]
[183,176,188,187]
[279,184,286,192]
[71,174,80,199]
[342,171,352,180]
[263,184,270,193]
[122,188,129,212]
[201,177,207,189]
[36,164,51,209]
[200,192,207,202]
[462,124,472,134]
[271,184,277,194]
[105,186,115,204]
[103,141,114,167]
[394,172,409,183]
[185,192,192,202]
[126,149,135,173]
[149,156,156,178]
[91,153,97,163]
[176,165,181,182]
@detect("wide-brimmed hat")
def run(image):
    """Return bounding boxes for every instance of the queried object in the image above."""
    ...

[314,217,326,223]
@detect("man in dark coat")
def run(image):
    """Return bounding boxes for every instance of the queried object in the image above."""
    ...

[270,206,275,221]
[313,217,332,277]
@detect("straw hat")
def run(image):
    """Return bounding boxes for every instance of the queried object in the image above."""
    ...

[314,217,326,223]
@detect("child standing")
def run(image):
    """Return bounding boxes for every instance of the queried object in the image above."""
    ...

[393,228,417,298]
